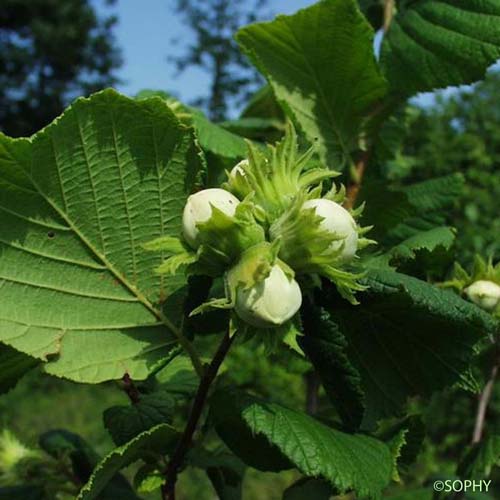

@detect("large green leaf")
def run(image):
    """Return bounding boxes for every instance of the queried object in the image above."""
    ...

[362,174,463,274]
[211,390,393,499]
[0,344,38,394]
[211,392,293,474]
[137,89,247,159]
[300,303,365,430]
[190,109,247,160]
[103,391,176,446]
[78,424,179,500]
[381,0,500,95]
[380,175,464,268]
[0,89,202,383]
[240,85,284,121]
[361,173,464,244]
[400,173,465,219]
[318,270,496,428]
[359,181,413,242]
[237,0,387,165]
[384,226,456,264]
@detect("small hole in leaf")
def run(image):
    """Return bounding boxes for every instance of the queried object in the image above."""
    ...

[47,231,55,239]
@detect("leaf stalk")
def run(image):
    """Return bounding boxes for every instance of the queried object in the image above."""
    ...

[161,328,235,499]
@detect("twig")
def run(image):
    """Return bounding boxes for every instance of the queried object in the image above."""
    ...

[345,149,372,210]
[472,349,499,444]
[161,329,235,500]
[344,96,398,210]
[122,373,140,404]
[383,0,395,33]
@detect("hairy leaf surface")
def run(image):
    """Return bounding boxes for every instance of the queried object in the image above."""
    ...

[385,226,456,263]
[237,0,387,165]
[361,174,464,245]
[104,391,176,446]
[318,270,496,428]
[137,89,247,159]
[300,303,365,430]
[381,0,500,95]
[0,89,202,383]
[211,390,393,499]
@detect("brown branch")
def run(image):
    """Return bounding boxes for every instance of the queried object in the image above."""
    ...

[344,97,397,210]
[472,350,499,444]
[345,149,372,210]
[383,0,395,33]
[122,373,140,404]
[161,330,235,500]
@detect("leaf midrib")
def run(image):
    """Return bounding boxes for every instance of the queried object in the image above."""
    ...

[20,140,183,340]
[109,108,139,283]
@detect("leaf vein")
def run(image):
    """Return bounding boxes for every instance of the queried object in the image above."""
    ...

[0,237,106,271]
[0,274,140,302]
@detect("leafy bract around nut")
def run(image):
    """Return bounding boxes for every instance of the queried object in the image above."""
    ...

[227,159,253,199]
[146,123,374,327]
[189,241,302,330]
[302,199,358,262]
[190,240,291,315]
[223,122,338,223]
[234,264,302,328]
[182,188,240,248]
[227,240,286,294]
[145,194,265,277]
[194,198,266,275]
[465,281,500,313]
[270,193,373,304]
[441,255,500,316]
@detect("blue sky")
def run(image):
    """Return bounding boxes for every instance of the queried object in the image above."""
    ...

[93,0,481,113]
[94,0,316,102]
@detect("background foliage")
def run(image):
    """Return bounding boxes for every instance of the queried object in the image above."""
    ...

[400,72,500,263]
[1,0,500,499]
[0,0,122,137]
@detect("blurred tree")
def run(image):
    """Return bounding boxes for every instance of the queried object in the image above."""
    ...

[171,0,269,121]
[0,0,122,137]
[391,72,500,263]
